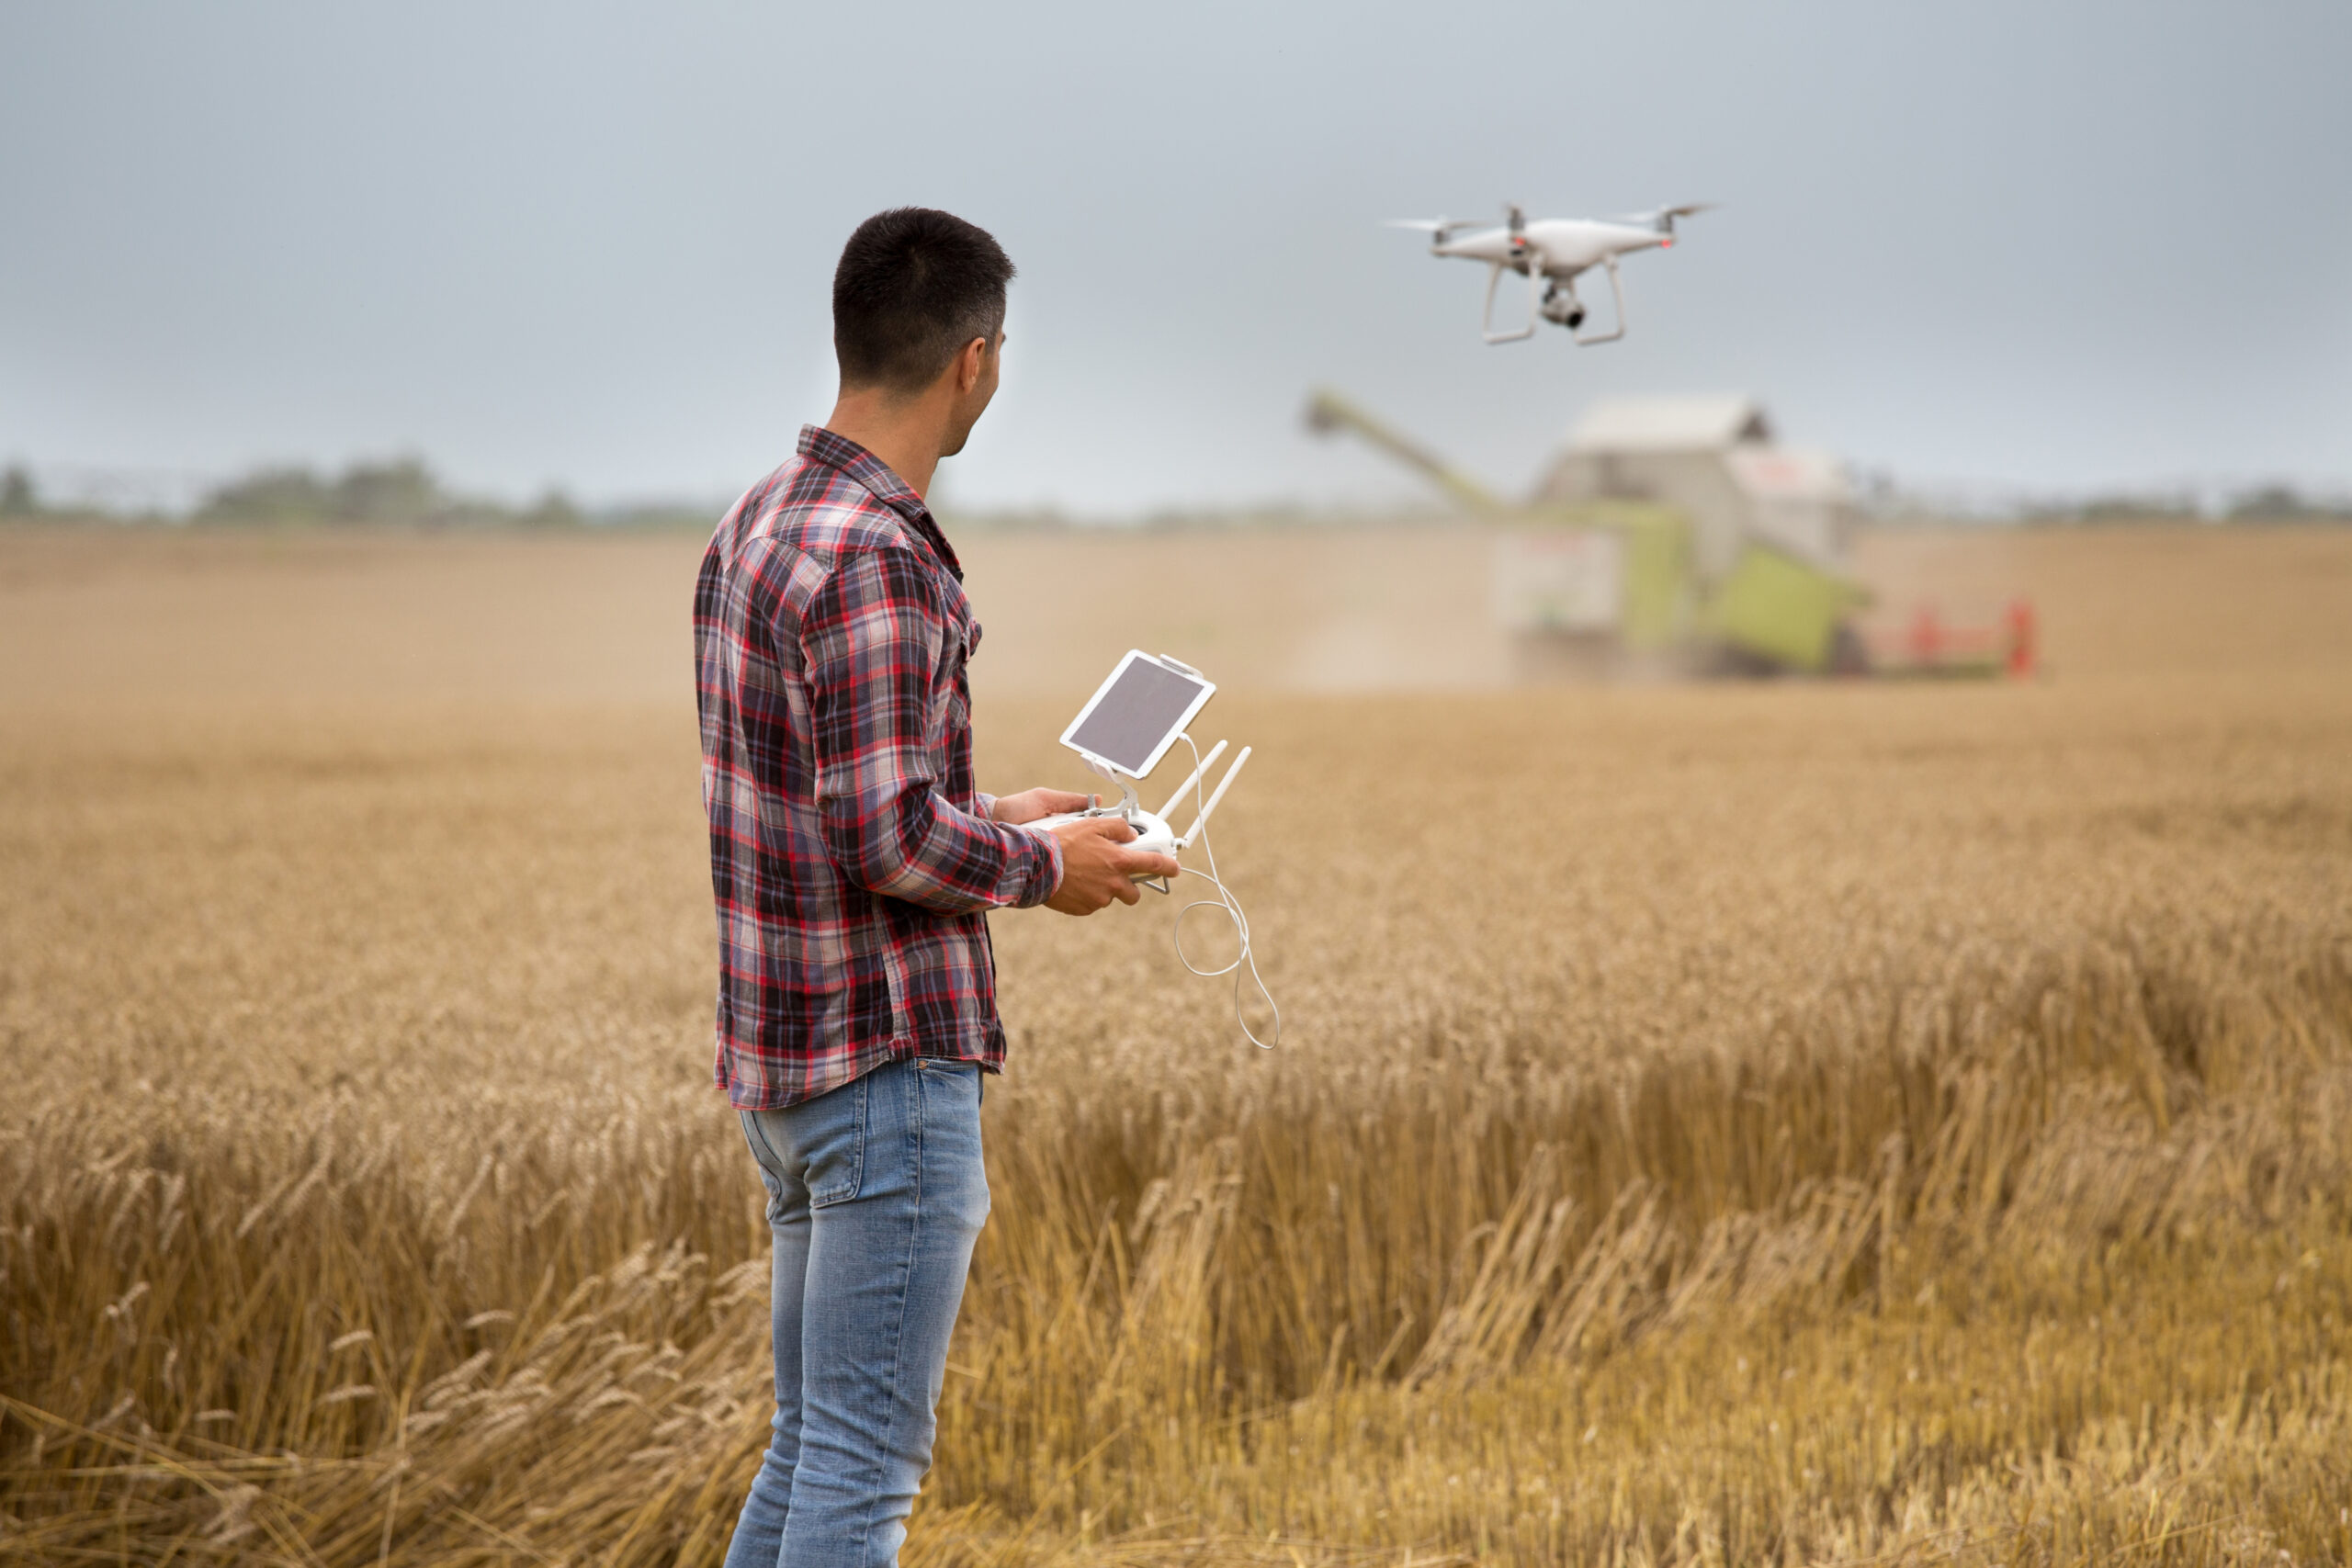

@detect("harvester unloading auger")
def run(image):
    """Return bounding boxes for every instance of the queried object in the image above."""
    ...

[1304,388,2033,680]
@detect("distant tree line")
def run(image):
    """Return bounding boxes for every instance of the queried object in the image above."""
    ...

[0,458,609,527]
[189,457,582,527]
[2018,485,2352,525]
[4,457,2347,530]
[2210,485,2352,524]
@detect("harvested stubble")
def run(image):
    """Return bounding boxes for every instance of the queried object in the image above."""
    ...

[3,525,2352,1566]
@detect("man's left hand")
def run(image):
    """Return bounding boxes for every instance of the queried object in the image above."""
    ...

[990,787,1092,826]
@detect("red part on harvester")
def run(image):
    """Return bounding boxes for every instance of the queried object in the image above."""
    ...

[1871,597,2038,679]
[2005,599,2037,680]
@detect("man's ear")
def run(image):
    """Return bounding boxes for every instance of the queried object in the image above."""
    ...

[955,337,988,396]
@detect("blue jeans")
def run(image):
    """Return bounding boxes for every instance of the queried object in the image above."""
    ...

[723,1057,989,1568]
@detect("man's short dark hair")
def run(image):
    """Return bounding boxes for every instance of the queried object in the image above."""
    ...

[832,208,1015,396]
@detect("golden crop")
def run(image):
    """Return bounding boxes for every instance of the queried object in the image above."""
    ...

[2,524,2349,1565]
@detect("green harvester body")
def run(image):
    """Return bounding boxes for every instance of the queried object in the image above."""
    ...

[1303,387,1871,675]
[1521,501,1869,674]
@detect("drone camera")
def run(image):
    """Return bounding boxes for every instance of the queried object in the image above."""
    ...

[1540,293,1585,330]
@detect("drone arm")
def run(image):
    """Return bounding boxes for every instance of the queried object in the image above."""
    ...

[1574,254,1628,345]
[1479,257,1542,345]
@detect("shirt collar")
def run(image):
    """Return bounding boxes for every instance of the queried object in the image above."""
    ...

[797,424,965,582]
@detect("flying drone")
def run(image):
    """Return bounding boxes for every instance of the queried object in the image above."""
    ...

[1388,201,1713,345]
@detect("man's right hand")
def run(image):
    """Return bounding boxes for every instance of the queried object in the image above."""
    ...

[1044,818,1181,915]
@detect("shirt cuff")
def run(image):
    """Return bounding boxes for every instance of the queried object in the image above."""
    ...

[1030,828,1064,905]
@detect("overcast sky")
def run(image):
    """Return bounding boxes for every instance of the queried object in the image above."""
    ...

[4,1,2347,515]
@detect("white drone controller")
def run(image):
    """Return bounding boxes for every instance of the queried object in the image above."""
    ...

[1027,739,1251,893]
[1020,651,1277,1046]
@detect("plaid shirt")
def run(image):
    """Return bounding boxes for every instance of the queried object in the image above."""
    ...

[695,425,1063,1111]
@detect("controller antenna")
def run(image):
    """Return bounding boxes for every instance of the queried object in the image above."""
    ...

[1182,746,1251,845]
[1156,739,1228,821]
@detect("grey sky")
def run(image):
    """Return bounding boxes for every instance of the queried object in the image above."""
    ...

[4,1,2346,515]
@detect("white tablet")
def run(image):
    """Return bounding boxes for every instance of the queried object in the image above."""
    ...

[1058,651,1216,779]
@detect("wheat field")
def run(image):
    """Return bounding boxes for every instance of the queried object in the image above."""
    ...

[3,521,2351,1566]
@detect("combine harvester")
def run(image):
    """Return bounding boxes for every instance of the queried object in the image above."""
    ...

[1305,388,2034,682]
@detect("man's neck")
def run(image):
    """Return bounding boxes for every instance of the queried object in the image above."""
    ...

[822,386,951,501]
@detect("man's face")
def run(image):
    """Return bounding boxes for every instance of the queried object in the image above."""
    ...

[940,331,1002,457]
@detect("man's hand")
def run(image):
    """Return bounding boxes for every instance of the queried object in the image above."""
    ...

[989,787,1092,826]
[1044,818,1182,915]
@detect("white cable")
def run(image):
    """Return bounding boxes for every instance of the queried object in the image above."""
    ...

[1167,733,1281,1049]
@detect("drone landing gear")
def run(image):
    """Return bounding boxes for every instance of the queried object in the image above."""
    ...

[1479,255,1544,344]
[1490,255,1630,347]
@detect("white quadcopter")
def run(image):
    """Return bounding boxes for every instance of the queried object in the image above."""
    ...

[1388,201,1713,345]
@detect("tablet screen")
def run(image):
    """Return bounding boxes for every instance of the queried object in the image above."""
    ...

[1064,655,1212,775]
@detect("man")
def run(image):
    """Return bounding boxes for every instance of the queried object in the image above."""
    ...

[694,208,1177,1568]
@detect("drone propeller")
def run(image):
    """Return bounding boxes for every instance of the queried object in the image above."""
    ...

[1504,200,1526,235]
[1612,201,1719,236]
[1385,216,1487,245]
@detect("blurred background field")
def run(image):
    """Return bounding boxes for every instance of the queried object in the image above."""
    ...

[3,520,2350,1564]
[6,515,2348,706]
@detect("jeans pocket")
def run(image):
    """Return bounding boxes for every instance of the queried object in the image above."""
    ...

[916,1057,979,1089]
[915,1059,990,1225]
[803,1074,869,1209]
[738,1111,790,1226]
